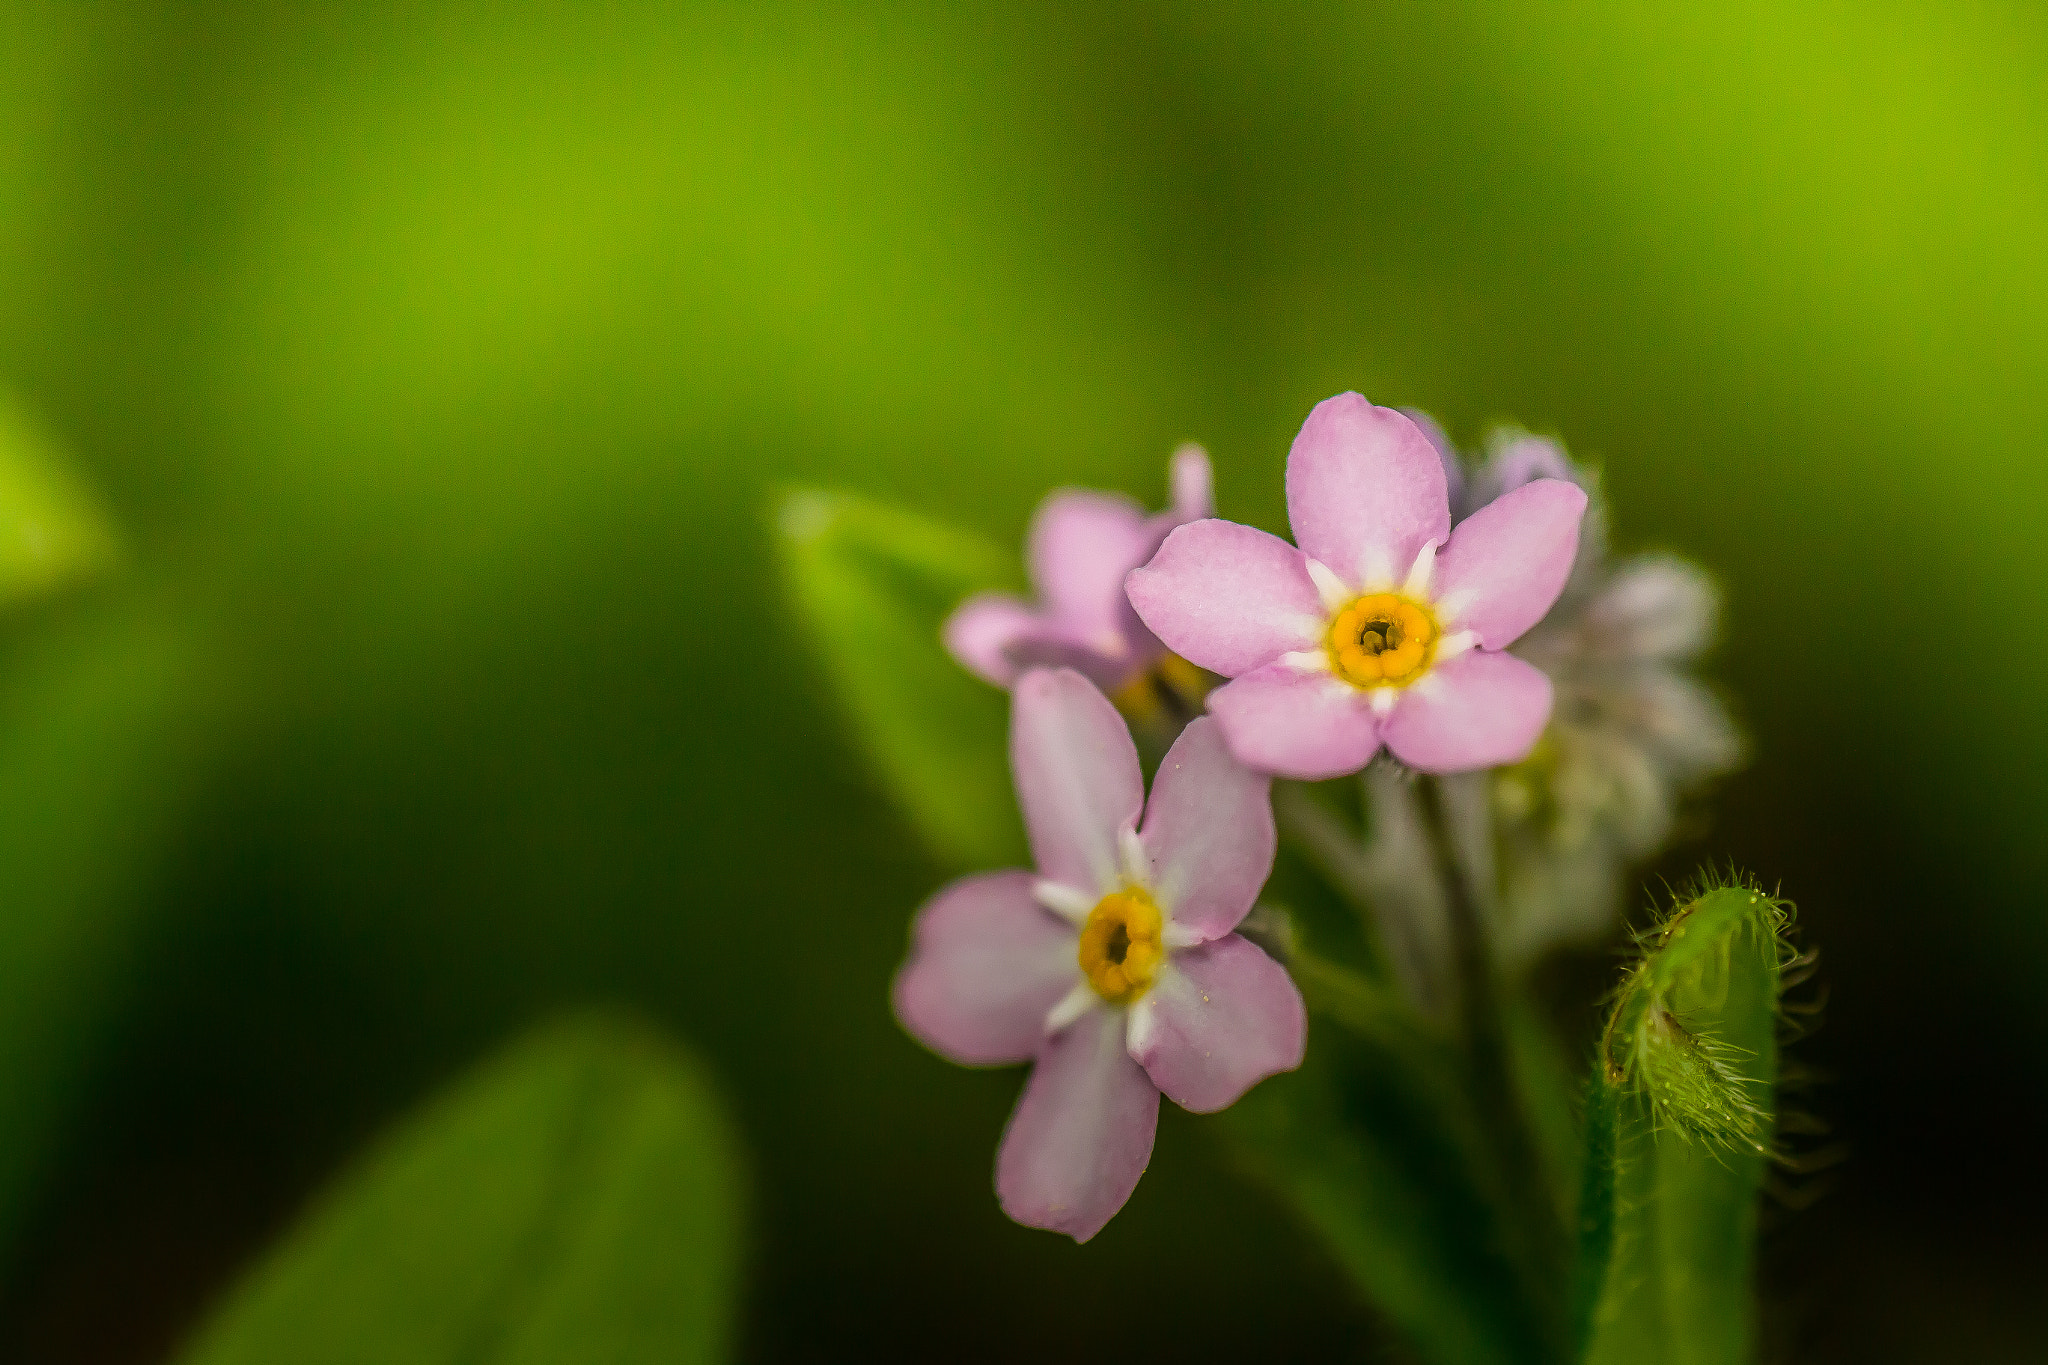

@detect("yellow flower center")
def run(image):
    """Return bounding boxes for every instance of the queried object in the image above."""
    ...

[1325,593,1440,689]
[1077,888,1165,1005]
[1112,653,1212,723]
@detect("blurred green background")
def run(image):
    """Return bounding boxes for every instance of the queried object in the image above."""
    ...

[0,1,2043,1359]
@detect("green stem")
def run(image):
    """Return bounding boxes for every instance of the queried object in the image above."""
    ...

[1271,781,1377,917]
[1413,774,1570,1360]
[1569,1072,1621,1360]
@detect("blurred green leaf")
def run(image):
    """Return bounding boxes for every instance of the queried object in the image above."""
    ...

[1580,885,1785,1365]
[1569,1071,1621,1361]
[1505,994,1585,1223]
[1225,953,1557,1365]
[775,487,1025,869]
[0,604,206,1256]
[176,1014,746,1365]
[0,397,116,610]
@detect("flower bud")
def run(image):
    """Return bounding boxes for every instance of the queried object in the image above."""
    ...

[1599,879,1791,1153]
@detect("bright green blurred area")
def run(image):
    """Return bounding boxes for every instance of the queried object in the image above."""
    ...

[0,2,2044,1360]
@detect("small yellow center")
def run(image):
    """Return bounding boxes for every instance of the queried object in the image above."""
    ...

[1077,888,1165,1005]
[1326,593,1440,689]
[1111,653,1213,724]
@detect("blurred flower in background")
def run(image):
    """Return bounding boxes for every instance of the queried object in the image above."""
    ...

[945,445,1211,696]
[1480,427,1743,966]
[1362,423,1742,993]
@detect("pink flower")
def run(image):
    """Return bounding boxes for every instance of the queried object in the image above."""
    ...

[893,668,1304,1241]
[1126,394,1587,780]
[945,446,1212,693]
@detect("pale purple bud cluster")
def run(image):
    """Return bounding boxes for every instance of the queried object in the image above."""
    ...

[1367,424,1742,972]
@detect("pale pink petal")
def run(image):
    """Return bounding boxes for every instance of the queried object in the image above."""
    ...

[1136,446,1218,609]
[1206,664,1382,780]
[1471,431,1577,506]
[1028,491,1154,636]
[996,1005,1160,1242]
[1400,406,1466,518]
[1136,717,1274,942]
[1169,444,1213,521]
[943,594,1039,686]
[1012,668,1144,895]
[1433,480,1587,648]
[948,604,1150,701]
[893,871,1081,1066]
[1110,612,1167,679]
[1381,651,1553,773]
[1585,555,1718,661]
[1000,623,1147,695]
[1285,394,1449,584]
[1625,670,1744,780]
[1125,520,1322,677]
[1130,934,1305,1113]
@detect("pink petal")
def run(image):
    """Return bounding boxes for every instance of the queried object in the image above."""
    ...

[1381,650,1553,773]
[1206,664,1382,780]
[996,1005,1160,1242]
[1585,555,1718,661]
[1136,717,1274,942]
[1169,444,1213,521]
[1285,394,1449,585]
[1472,432,1576,506]
[943,594,1039,687]
[999,622,1149,695]
[1028,490,1154,637]
[893,871,1081,1066]
[1125,520,1323,677]
[1130,934,1306,1113]
[1012,668,1145,895]
[1135,445,1218,592]
[1399,406,1466,518]
[1433,479,1587,649]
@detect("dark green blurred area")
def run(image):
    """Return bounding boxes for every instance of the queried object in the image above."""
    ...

[0,2,2043,1360]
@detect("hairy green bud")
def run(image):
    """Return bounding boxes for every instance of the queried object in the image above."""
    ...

[1599,875,1793,1153]
[1576,873,1804,1365]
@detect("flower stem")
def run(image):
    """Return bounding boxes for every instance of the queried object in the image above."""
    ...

[1271,781,1377,917]
[1412,774,1569,1358]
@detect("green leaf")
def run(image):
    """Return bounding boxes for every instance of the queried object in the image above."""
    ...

[176,1014,746,1365]
[0,396,118,610]
[1224,952,1558,1365]
[775,487,1024,868]
[1580,884,1788,1365]
[0,605,208,1257]
[1504,993,1584,1219]
[1569,1071,1621,1360]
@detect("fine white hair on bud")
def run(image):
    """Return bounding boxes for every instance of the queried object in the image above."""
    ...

[1598,872,1799,1153]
